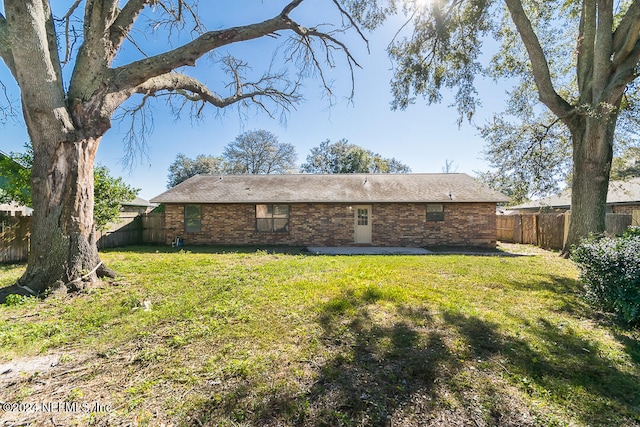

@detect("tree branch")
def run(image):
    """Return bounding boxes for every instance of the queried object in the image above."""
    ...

[0,12,17,77]
[577,0,596,103]
[504,0,574,121]
[603,40,640,102]
[612,0,640,70]
[132,66,301,112]
[592,0,614,100]
[58,0,83,65]
[111,0,309,90]
[108,0,149,57]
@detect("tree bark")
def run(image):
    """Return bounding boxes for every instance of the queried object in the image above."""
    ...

[18,137,104,295]
[563,112,616,253]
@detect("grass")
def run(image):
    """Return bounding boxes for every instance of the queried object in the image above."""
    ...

[0,245,639,426]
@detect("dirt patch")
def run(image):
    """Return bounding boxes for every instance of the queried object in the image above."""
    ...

[0,351,124,426]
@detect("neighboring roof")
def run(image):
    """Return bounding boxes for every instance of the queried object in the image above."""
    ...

[509,178,640,210]
[151,173,510,204]
[121,196,158,207]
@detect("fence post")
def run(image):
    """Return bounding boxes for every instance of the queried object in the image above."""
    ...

[563,211,571,248]
[514,215,523,243]
[633,210,640,227]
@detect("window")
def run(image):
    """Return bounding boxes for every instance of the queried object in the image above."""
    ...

[357,208,368,225]
[256,204,290,232]
[426,204,444,222]
[185,204,202,232]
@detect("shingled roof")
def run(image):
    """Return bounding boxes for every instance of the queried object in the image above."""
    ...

[508,177,640,210]
[151,173,509,204]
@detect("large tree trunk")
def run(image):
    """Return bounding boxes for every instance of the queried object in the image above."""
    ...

[0,134,112,303]
[20,137,102,294]
[0,1,115,303]
[563,114,616,253]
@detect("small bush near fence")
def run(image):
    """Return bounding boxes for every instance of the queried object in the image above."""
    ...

[572,227,640,325]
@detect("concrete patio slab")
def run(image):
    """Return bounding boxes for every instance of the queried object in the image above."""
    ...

[306,247,433,255]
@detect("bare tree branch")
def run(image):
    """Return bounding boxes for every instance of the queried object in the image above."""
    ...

[504,0,575,122]
[603,41,640,102]
[0,80,17,123]
[111,0,311,91]
[109,0,150,56]
[150,0,205,36]
[57,0,83,65]
[132,62,302,112]
[109,0,148,50]
[114,93,154,169]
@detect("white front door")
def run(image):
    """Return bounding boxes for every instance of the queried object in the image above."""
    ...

[354,205,372,244]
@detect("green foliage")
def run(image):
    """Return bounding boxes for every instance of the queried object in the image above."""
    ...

[572,229,640,325]
[476,111,572,204]
[0,148,137,229]
[380,0,640,204]
[0,147,32,206]
[300,139,411,173]
[223,130,297,174]
[386,0,494,123]
[167,153,225,188]
[611,147,640,180]
[3,294,35,306]
[93,166,139,230]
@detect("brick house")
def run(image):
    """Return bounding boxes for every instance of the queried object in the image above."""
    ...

[151,173,510,248]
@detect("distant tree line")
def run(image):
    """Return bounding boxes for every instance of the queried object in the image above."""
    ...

[166,130,411,188]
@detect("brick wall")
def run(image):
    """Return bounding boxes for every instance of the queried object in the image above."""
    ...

[611,204,640,215]
[163,202,498,248]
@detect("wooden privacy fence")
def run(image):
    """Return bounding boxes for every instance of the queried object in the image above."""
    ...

[96,212,165,249]
[1,212,165,263]
[0,216,31,263]
[141,212,165,244]
[497,211,635,250]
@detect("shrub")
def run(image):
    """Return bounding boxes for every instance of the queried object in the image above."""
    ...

[572,228,640,325]
[3,294,35,306]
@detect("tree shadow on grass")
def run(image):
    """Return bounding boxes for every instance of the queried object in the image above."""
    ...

[188,291,534,426]
[443,311,640,426]
[185,282,640,426]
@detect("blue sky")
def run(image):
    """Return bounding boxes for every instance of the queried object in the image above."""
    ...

[0,1,508,200]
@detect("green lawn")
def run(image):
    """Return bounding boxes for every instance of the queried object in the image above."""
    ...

[1,245,639,426]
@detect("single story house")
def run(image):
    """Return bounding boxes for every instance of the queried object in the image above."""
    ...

[150,173,510,248]
[507,178,640,215]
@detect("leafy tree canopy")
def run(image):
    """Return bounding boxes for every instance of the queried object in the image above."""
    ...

[301,139,411,173]
[381,0,640,249]
[223,130,297,174]
[611,147,640,180]
[167,154,225,188]
[93,166,140,230]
